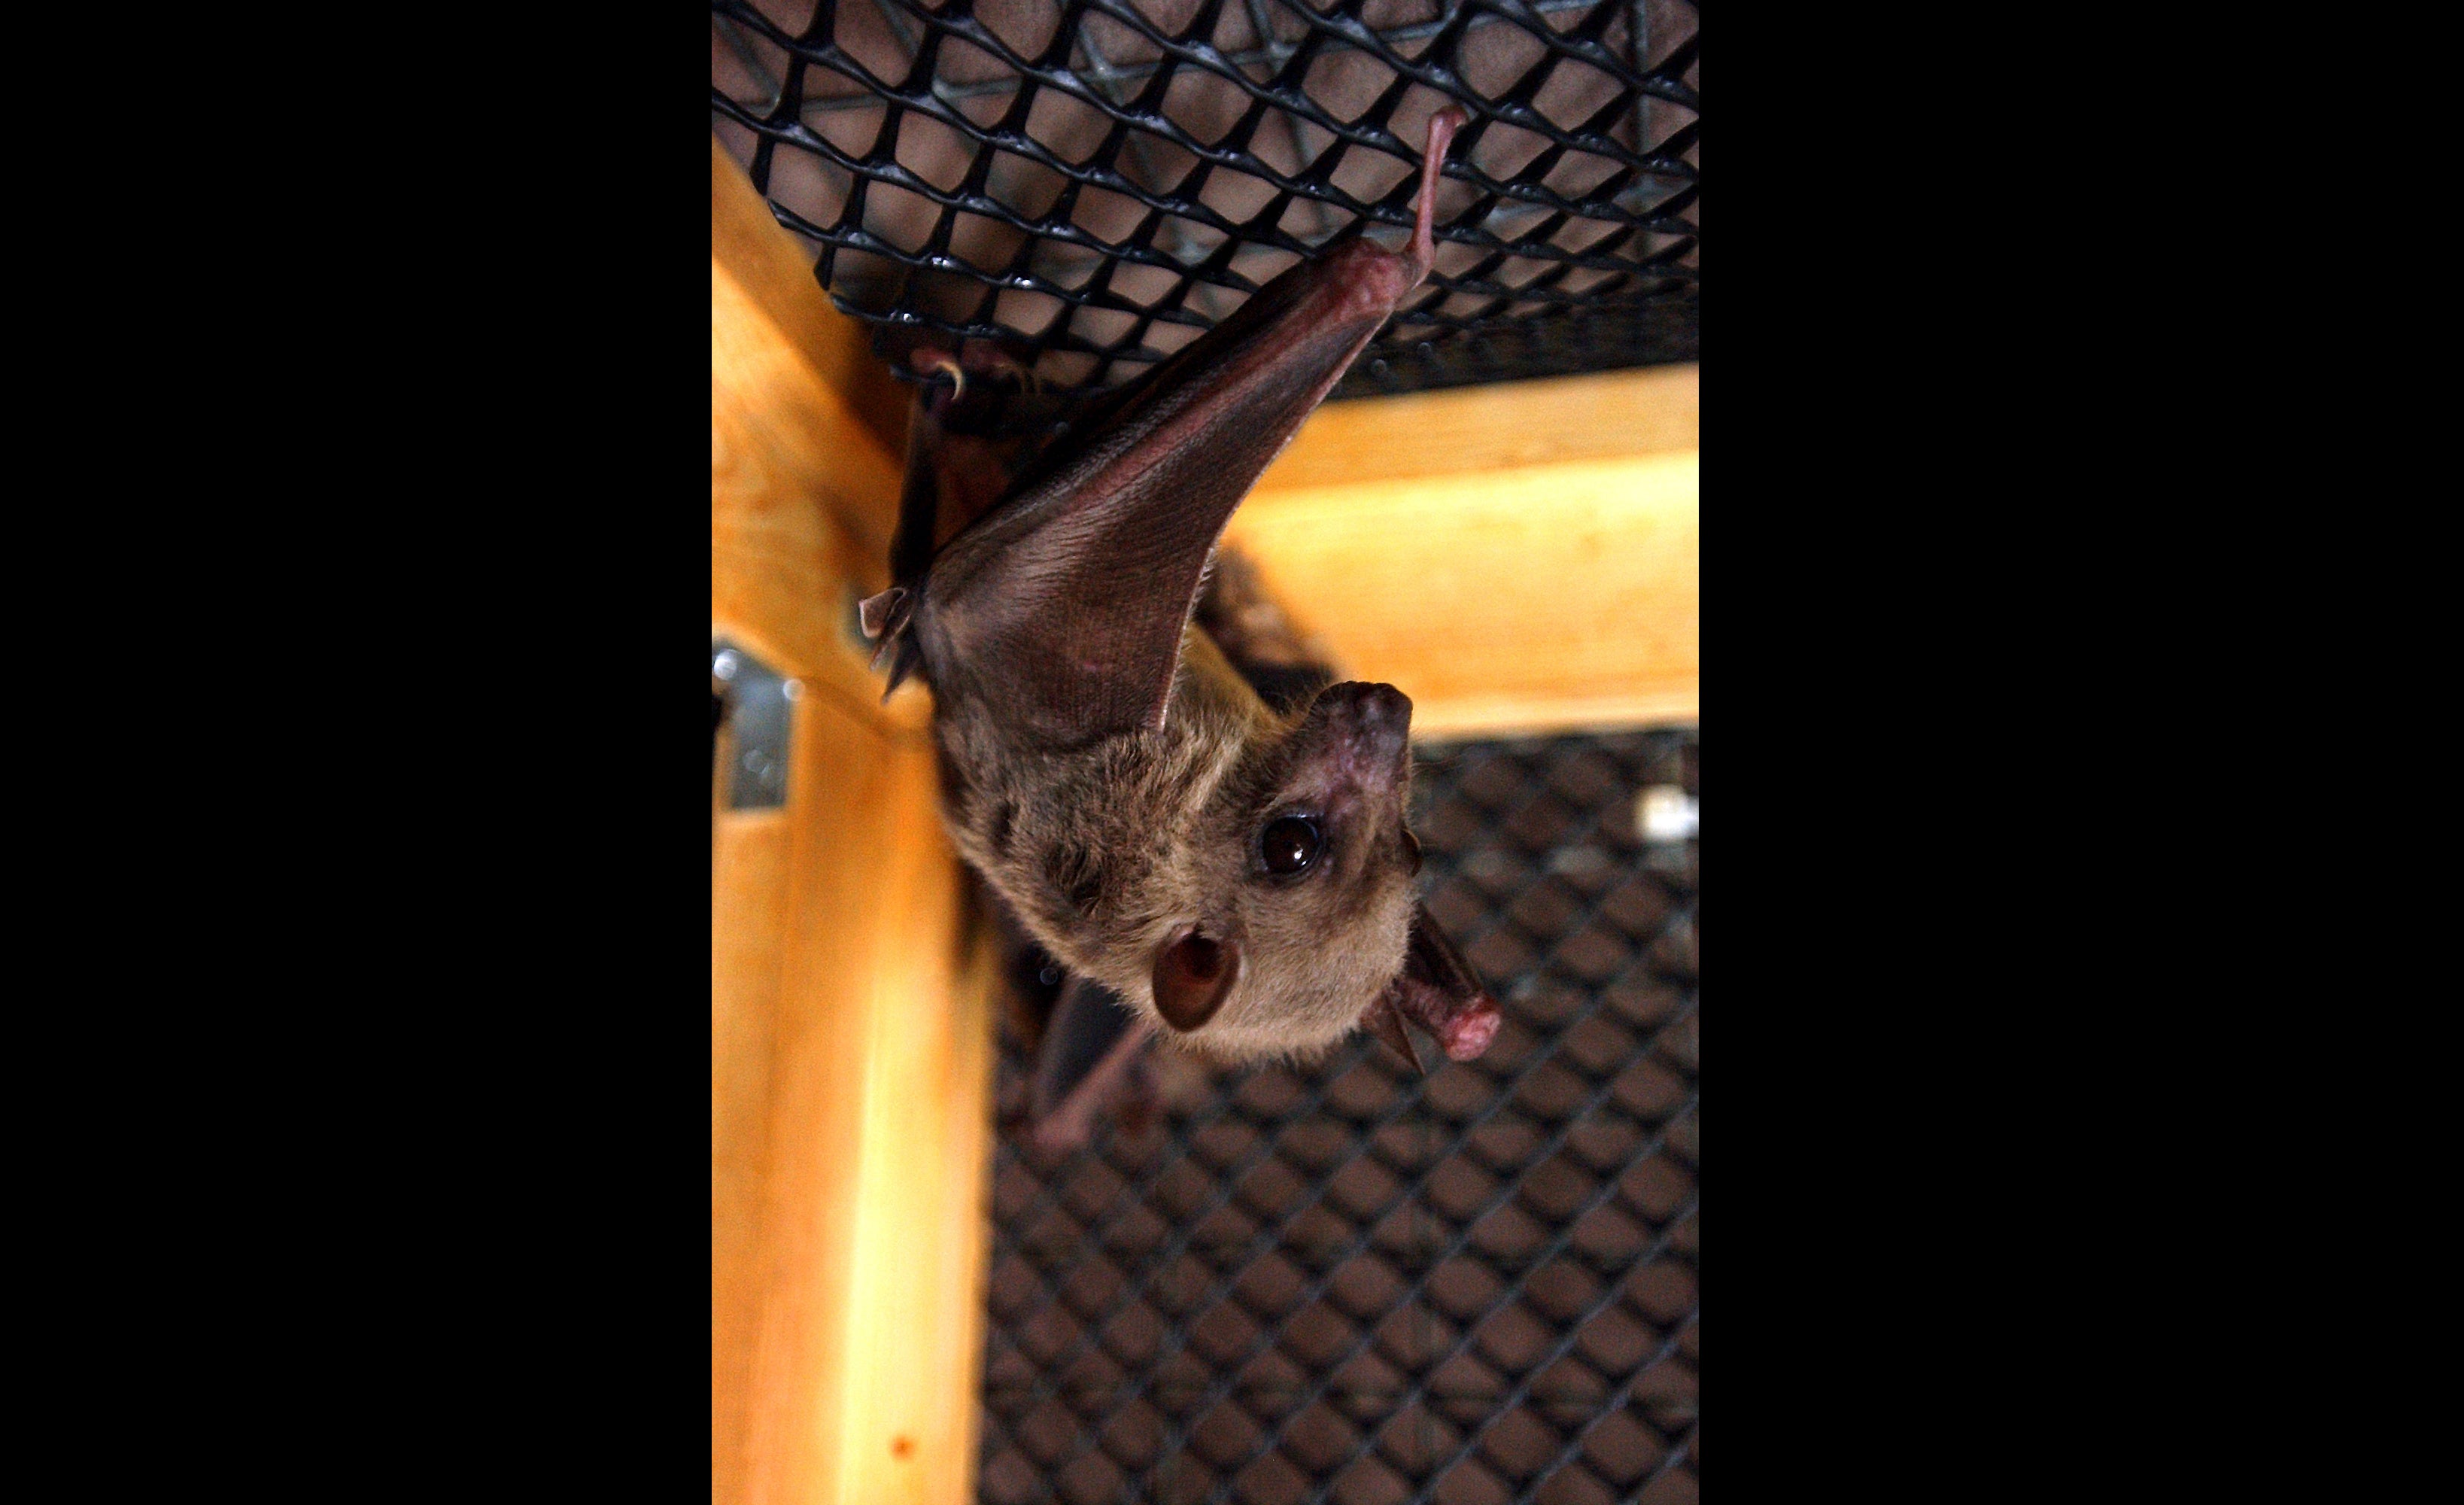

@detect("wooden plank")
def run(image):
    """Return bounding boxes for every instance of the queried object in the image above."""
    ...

[720,698,994,1505]
[712,805,791,1505]
[712,133,991,1505]
[1230,365,1700,739]
[834,865,998,1505]
[1257,363,1698,491]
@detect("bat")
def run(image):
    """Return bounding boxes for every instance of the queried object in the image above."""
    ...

[862,107,1500,1139]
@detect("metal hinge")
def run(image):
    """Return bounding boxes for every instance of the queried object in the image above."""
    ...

[711,640,800,810]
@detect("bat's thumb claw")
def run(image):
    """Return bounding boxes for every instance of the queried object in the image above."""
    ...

[858,586,910,640]
[861,590,922,695]
[874,640,919,701]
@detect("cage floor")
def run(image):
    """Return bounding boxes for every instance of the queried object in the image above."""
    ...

[980,728,1698,1504]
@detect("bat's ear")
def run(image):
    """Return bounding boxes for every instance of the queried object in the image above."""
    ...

[1151,927,1242,1033]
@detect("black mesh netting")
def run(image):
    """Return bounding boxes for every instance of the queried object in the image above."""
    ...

[710,1,1698,397]
[979,728,1699,1504]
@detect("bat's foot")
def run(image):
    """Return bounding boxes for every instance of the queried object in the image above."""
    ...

[1408,105,1468,283]
[908,342,1042,409]
[913,350,968,402]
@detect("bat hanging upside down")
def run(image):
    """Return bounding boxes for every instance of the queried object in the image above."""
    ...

[860,108,1500,1147]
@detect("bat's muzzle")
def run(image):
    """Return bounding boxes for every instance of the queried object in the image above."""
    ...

[1317,682,1414,783]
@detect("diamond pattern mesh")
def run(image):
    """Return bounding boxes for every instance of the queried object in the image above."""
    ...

[979,728,1699,1503]
[710,1,1698,397]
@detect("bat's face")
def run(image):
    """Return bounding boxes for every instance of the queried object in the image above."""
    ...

[1149,681,1426,1060]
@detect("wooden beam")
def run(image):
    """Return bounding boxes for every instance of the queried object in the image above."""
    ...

[712,136,991,1505]
[716,699,995,1505]
[1259,363,1699,492]
[1229,365,1700,738]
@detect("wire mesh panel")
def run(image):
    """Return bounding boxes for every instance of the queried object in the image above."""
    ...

[980,728,1699,1504]
[710,0,1698,397]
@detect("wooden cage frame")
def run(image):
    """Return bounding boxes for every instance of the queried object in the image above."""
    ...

[709,136,1697,1505]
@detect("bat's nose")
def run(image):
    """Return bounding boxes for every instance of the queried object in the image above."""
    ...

[1354,683,1411,741]
[1360,682,1408,716]
[1323,682,1413,768]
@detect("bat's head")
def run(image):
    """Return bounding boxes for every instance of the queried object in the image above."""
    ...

[1149,681,1426,1060]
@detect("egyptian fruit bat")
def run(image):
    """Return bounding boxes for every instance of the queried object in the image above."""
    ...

[862,108,1499,1133]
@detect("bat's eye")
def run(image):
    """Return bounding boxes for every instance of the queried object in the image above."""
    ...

[1261,815,1323,876]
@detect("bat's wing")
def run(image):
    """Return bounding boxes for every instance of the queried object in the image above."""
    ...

[910,258,1401,748]
[877,110,1465,750]
[1029,976,1155,1152]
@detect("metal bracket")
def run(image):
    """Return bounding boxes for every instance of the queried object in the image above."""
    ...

[712,640,799,810]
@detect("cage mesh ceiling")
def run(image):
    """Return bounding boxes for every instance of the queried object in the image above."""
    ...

[711,0,1698,397]
[979,729,1699,1503]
